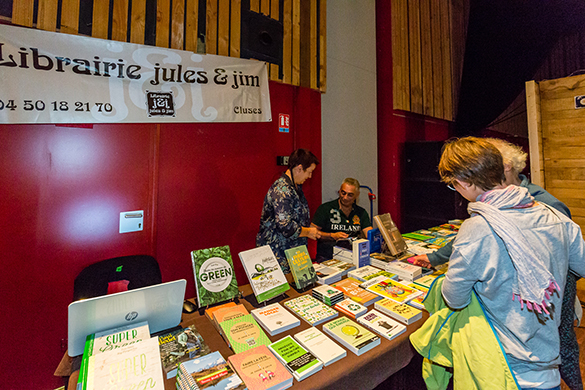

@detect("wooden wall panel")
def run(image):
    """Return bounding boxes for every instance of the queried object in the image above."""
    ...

[130,0,147,44]
[93,1,110,39]
[9,0,326,91]
[392,0,467,121]
[112,0,129,42]
[171,0,186,50]
[60,0,80,34]
[37,0,59,32]
[529,74,585,236]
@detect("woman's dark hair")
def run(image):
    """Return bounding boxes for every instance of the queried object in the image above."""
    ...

[288,148,320,171]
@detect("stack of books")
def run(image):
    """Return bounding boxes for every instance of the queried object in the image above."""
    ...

[250,302,301,336]
[404,283,429,310]
[375,299,423,325]
[347,265,382,282]
[312,284,344,306]
[386,261,422,282]
[313,262,344,285]
[228,345,293,390]
[331,277,382,306]
[334,298,367,319]
[322,316,381,356]
[293,327,346,367]
[361,270,399,283]
[176,351,246,390]
[269,335,323,381]
[283,295,338,326]
[357,310,407,341]
[321,258,356,276]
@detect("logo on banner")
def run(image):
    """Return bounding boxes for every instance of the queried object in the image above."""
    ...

[279,113,290,133]
[575,95,585,109]
[146,91,176,117]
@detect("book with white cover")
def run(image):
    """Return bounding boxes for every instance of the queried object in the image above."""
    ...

[283,295,338,326]
[86,337,164,390]
[334,298,367,319]
[347,265,382,282]
[322,316,380,356]
[313,263,344,285]
[239,245,290,303]
[294,327,346,367]
[386,261,422,282]
[321,258,356,276]
[352,239,370,268]
[250,302,301,336]
[357,310,407,341]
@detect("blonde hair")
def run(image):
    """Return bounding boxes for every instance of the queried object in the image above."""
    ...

[438,137,505,191]
[484,138,527,173]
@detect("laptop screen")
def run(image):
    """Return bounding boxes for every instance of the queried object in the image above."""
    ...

[68,279,186,356]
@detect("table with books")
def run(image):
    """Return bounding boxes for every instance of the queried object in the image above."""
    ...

[68,219,460,390]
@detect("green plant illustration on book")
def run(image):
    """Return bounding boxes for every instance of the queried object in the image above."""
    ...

[191,245,239,307]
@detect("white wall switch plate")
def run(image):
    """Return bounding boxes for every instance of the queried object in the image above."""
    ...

[119,210,144,233]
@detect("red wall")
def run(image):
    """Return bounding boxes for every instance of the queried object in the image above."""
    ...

[0,81,321,389]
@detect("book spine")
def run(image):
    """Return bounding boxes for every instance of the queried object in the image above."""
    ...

[77,334,95,390]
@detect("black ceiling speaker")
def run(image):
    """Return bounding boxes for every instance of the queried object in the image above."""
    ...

[241,9,283,68]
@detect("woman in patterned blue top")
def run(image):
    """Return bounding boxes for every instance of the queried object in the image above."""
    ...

[256,149,321,273]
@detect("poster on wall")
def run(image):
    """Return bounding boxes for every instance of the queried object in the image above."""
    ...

[0,24,272,124]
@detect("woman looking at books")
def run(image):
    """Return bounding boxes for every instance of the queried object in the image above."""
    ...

[256,148,321,274]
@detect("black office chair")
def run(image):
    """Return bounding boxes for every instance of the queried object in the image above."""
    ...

[73,254,162,301]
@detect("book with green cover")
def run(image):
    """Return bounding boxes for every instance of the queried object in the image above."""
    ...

[219,314,271,354]
[239,245,290,303]
[268,335,323,381]
[284,245,317,290]
[191,245,239,307]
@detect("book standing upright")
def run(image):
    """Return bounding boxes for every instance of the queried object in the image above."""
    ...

[239,245,290,303]
[191,245,239,308]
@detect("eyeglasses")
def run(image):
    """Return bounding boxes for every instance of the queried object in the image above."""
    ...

[447,184,456,191]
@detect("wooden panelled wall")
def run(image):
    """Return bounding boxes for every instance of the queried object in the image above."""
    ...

[8,0,326,91]
[391,0,469,122]
[526,74,585,236]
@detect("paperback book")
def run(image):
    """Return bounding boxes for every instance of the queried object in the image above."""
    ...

[367,228,384,254]
[283,295,338,326]
[361,276,423,303]
[405,283,429,310]
[284,245,317,290]
[158,324,212,379]
[219,314,271,354]
[85,337,164,390]
[375,299,423,325]
[205,301,237,323]
[356,310,407,341]
[213,304,250,337]
[268,335,323,381]
[347,265,383,282]
[330,277,381,306]
[228,345,293,390]
[362,270,399,282]
[250,302,301,336]
[312,284,345,306]
[386,261,422,282]
[313,262,344,285]
[321,258,356,276]
[322,316,380,356]
[78,321,150,390]
[352,238,371,268]
[176,351,246,390]
[191,245,239,308]
[334,298,367,319]
[293,327,346,367]
[239,245,290,303]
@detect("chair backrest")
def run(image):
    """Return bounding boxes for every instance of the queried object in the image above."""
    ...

[73,255,162,301]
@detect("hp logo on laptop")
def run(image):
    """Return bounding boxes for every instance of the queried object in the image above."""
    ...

[125,311,139,321]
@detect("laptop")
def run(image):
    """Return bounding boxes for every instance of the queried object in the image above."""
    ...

[68,279,187,356]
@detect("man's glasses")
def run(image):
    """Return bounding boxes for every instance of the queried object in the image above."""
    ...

[447,183,456,191]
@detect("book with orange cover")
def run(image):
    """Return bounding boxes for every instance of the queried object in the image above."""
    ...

[331,277,381,306]
[228,345,293,390]
[205,301,237,323]
[213,304,249,337]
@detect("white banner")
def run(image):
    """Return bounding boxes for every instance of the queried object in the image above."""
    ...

[0,24,272,124]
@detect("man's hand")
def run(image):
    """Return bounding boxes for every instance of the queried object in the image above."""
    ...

[408,254,431,268]
[331,232,349,241]
[302,227,322,240]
